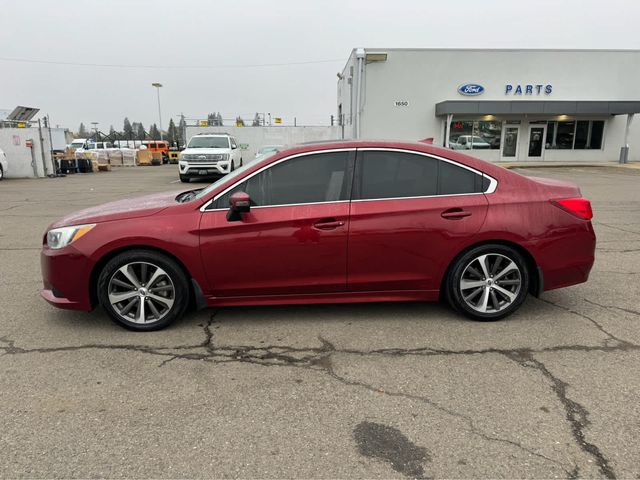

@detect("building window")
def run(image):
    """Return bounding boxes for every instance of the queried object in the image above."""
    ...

[546,120,604,150]
[449,120,501,150]
[590,121,604,149]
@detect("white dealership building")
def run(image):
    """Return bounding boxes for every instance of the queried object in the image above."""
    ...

[337,48,640,162]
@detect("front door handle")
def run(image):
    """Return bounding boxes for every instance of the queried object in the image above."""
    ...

[313,219,345,230]
[441,208,472,220]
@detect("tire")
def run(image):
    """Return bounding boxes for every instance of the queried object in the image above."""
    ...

[230,160,235,172]
[445,244,529,321]
[179,174,190,183]
[0,165,3,181]
[239,158,243,167]
[97,249,190,331]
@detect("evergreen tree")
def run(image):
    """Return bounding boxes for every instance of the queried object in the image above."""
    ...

[252,113,261,126]
[149,123,161,140]
[207,113,216,126]
[78,122,87,137]
[216,112,223,126]
[136,123,146,140]
[167,118,178,145]
[123,117,133,139]
[109,125,116,136]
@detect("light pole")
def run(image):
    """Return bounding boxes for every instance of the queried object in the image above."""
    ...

[91,122,99,146]
[151,83,164,141]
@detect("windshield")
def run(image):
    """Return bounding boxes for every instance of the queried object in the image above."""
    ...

[187,136,230,149]
[192,150,278,201]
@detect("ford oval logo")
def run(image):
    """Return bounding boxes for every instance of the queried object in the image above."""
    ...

[458,84,485,96]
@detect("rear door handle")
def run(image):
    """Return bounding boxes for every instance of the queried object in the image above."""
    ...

[441,208,472,220]
[313,219,345,230]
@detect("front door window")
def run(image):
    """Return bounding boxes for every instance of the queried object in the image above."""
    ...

[502,126,519,158]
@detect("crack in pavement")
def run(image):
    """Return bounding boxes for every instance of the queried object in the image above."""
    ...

[503,350,616,479]
[594,222,640,237]
[1,298,637,477]
[583,298,640,318]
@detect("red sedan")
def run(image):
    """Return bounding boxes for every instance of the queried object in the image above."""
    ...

[41,140,595,331]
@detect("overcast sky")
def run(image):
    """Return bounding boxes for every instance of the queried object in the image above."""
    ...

[1,0,639,132]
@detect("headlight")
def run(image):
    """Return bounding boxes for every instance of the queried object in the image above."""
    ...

[46,224,95,250]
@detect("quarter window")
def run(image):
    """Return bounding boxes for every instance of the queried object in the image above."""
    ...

[215,151,350,208]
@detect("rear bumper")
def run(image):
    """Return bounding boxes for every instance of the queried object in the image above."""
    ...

[536,222,596,292]
[40,246,93,312]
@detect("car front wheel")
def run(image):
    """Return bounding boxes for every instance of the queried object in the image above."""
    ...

[446,244,529,321]
[0,165,4,181]
[97,250,190,331]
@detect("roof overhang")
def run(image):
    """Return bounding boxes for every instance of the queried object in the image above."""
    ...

[435,100,640,116]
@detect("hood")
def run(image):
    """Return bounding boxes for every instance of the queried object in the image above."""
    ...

[51,190,184,228]
[181,148,231,156]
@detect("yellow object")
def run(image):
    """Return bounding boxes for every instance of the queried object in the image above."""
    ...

[72,225,95,242]
[17,123,26,128]
[199,120,208,126]
[274,117,282,124]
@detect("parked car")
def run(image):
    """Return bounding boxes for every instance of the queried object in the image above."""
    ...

[451,135,492,150]
[41,140,595,331]
[178,133,242,183]
[0,147,7,180]
[255,145,283,158]
[68,139,87,151]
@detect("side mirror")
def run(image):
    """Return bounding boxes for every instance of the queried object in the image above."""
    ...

[226,191,251,221]
[231,144,237,150]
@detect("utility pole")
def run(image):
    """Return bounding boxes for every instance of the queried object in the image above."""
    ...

[152,83,164,141]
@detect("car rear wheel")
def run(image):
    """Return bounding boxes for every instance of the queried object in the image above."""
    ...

[0,165,4,181]
[97,250,190,331]
[446,244,529,321]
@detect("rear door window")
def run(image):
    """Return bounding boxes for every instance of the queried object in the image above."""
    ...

[355,150,488,200]
[354,150,438,200]
[439,160,482,195]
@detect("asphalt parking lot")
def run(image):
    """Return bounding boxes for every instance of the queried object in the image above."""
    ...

[1,164,639,478]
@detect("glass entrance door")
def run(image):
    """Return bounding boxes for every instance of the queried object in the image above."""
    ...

[501,126,519,159]
[527,125,546,159]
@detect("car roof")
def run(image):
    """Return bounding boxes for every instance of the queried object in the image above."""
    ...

[272,139,508,177]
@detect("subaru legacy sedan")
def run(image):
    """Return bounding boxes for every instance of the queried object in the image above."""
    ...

[41,140,595,331]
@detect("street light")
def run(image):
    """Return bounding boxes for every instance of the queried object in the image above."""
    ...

[91,122,99,145]
[151,83,164,141]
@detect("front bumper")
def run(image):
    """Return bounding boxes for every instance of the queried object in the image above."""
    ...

[179,161,231,177]
[40,246,93,311]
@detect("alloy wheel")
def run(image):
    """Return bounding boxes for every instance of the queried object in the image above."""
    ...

[459,253,522,314]
[107,262,175,324]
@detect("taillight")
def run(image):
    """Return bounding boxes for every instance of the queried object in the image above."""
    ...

[551,197,593,220]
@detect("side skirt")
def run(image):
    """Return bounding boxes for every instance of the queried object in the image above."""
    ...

[204,289,440,307]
